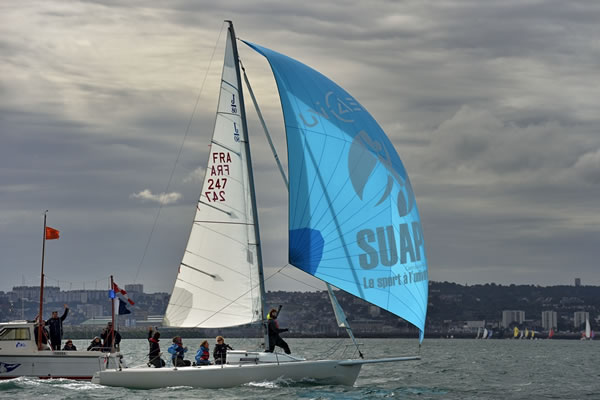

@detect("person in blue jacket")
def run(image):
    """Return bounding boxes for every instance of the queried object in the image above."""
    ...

[168,336,190,367]
[195,340,211,365]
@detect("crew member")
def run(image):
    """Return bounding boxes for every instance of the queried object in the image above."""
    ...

[266,307,291,354]
[147,327,165,368]
[213,335,233,365]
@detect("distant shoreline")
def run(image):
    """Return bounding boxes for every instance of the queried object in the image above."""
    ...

[62,326,586,341]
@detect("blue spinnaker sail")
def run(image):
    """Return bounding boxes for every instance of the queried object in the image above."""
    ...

[244,41,428,340]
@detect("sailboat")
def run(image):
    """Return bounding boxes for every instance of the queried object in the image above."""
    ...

[92,21,428,389]
[581,317,592,340]
[475,327,482,339]
[547,328,554,339]
[513,326,519,339]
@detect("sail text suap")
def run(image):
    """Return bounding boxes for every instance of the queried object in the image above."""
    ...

[356,222,424,270]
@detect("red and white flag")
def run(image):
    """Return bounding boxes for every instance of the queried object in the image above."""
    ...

[112,282,135,305]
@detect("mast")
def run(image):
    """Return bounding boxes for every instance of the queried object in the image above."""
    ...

[226,20,269,349]
[110,275,116,352]
[37,210,48,350]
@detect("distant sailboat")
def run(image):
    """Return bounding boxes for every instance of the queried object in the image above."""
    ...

[475,327,482,339]
[547,328,554,339]
[513,326,520,339]
[581,317,592,340]
[487,329,493,339]
[530,330,535,340]
[482,327,488,339]
[524,328,529,339]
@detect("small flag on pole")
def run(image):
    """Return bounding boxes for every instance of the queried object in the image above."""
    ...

[45,227,60,240]
[112,282,135,305]
[118,298,132,315]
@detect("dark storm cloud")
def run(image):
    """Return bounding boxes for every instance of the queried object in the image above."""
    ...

[1,0,599,294]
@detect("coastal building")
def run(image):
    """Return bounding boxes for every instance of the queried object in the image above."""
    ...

[124,284,144,294]
[541,310,557,330]
[11,286,60,302]
[502,310,525,328]
[574,311,589,328]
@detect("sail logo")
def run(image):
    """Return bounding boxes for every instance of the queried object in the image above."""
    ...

[299,91,362,127]
[348,130,414,217]
[231,94,237,114]
[0,362,20,373]
[233,122,240,142]
[356,222,424,270]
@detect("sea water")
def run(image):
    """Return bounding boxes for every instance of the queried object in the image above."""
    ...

[1,338,598,399]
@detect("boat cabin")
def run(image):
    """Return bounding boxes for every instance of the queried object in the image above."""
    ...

[0,321,38,354]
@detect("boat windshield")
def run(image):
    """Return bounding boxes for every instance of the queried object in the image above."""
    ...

[0,327,31,340]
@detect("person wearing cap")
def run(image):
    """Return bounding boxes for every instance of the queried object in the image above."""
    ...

[100,322,121,352]
[266,307,291,354]
[62,339,77,351]
[168,336,190,367]
[87,336,103,351]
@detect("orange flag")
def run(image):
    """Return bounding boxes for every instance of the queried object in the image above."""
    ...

[45,227,60,240]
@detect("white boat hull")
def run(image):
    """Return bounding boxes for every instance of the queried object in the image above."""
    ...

[0,351,117,380]
[0,321,119,380]
[93,359,362,389]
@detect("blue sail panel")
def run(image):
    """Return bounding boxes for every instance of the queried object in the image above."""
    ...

[244,41,428,340]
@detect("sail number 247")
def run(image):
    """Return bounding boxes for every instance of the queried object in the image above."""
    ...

[205,178,227,202]
[205,152,232,202]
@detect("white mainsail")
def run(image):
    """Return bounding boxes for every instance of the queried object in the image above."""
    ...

[164,29,262,328]
[585,317,591,339]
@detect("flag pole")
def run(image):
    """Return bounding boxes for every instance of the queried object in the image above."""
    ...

[37,210,48,350]
[110,275,115,353]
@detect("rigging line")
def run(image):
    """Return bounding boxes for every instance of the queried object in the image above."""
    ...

[133,21,227,283]
[277,270,326,292]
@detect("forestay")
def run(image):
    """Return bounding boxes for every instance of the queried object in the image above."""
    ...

[164,29,262,328]
[244,41,428,339]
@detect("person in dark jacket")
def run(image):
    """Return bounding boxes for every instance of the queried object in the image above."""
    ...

[62,339,77,351]
[266,307,291,354]
[100,322,121,352]
[168,336,190,367]
[213,335,233,365]
[147,327,165,368]
[34,321,50,350]
[46,304,69,350]
[87,337,103,351]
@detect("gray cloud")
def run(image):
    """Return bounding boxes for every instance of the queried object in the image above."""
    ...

[1,0,599,294]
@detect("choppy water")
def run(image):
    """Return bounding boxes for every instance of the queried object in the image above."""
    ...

[1,338,598,399]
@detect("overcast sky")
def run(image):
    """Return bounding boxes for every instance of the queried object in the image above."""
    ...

[1,1,599,295]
